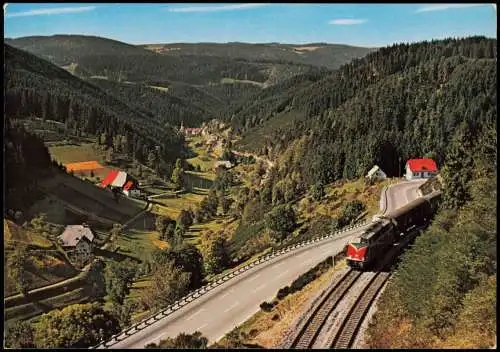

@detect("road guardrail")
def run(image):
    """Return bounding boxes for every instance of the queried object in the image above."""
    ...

[91,220,371,349]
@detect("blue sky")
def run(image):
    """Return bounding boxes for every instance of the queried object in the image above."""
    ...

[3,3,497,47]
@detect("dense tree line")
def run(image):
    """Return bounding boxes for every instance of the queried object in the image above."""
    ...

[4,303,121,348]
[4,120,52,214]
[7,35,339,119]
[5,35,156,66]
[4,43,185,168]
[146,41,372,70]
[166,82,226,116]
[230,37,496,188]
[90,79,215,127]
[227,70,327,130]
[367,121,496,348]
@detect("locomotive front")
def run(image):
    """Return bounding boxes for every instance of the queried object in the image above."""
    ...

[346,237,369,269]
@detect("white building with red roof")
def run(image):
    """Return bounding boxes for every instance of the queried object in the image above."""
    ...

[405,158,438,180]
[100,170,140,197]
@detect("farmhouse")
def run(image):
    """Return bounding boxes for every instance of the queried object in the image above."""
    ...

[405,158,438,180]
[366,165,387,181]
[59,224,94,260]
[101,170,140,197]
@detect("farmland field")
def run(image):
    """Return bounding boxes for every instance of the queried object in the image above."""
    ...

[48,143,104,164]
[114,211,168,262]
[4,220,78,297]
[150,192,204,219]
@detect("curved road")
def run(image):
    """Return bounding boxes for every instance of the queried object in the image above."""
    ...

[385,179,426,214]
[107,179,425,349]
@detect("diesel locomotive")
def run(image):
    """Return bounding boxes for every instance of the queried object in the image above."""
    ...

[346,192,441,270]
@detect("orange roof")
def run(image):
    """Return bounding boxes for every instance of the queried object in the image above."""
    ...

[64,160,104,171]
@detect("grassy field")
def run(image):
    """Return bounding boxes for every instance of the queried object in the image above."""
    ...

[187,216,239,247]
[48,142,105,165]
[150,193,205,219]
[185,136,218,178]
[4,220,52,248]
[3,220,79,297]
[296,177,392,223]
[27,195,91,226]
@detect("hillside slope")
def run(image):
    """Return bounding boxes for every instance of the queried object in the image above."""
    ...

[5,35,156,65]
[4,43,184,168]
[142,42,375,69]
[89,79,216,127]
[6,35,331,120]
[7,35,326,86]
[230,36,497,184]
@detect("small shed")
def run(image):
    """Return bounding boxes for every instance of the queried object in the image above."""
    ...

[366,165,387,180]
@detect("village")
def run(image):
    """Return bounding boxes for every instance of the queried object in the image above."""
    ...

[52,112,439,269]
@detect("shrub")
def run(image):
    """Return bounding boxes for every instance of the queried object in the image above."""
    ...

[260,301,274,312]
[277,286,290,300]
[311,181,325,201]
[288,256,334,294]
[265,204,296,241]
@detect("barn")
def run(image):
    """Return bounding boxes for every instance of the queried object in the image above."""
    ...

[100,170,140,197]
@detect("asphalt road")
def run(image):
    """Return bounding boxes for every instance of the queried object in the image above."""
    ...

[108,179,424,349]
[385,179,426,213]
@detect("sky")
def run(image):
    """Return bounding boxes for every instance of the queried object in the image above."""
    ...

[3,3,497,47]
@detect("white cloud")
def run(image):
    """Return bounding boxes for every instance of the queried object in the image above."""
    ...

[328,18,367,25]
[416,4,489,13]
[168,3,269,13]
[5,6,96,18]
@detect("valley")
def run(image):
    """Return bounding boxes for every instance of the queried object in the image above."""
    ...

[3,18,496,350]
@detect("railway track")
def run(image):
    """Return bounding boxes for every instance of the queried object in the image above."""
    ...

[331,271,391,348]
[290,269,362,349]
[285,225,426,349]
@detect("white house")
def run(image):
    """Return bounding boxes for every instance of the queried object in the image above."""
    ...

[405,158,438,180]
[366,165,387,181]
[59,224,95,260]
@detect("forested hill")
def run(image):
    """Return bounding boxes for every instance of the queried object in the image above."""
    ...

[89,78,217,127]
[4,43,184,169]
[6,35,327,87]
[5,35,156,65]
[142,42,375,69]
[7,35,337,121]
[231,36,496,186]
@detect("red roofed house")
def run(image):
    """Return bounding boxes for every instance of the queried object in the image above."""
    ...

[100,170,140,197]
[405,158,438,180]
